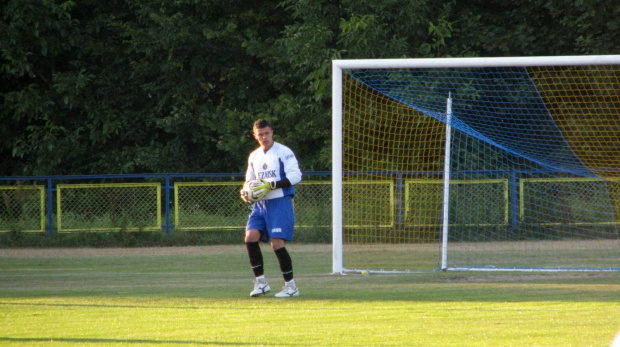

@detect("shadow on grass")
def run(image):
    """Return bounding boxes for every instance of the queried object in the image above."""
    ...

[0,337,285,345]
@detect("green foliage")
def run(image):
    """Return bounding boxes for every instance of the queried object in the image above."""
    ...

[450,0,620,56]
[1,0,618,175]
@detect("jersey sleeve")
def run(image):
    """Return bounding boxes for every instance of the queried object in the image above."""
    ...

[281,146,302,185]
[245,151,257,181]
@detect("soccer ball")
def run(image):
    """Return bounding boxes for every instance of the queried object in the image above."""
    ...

[242,180,267,203]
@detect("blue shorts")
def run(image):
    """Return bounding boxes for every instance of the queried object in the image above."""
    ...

[246,196,295,243]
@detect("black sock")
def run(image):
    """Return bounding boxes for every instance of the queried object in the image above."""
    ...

[246,242,264,277]
[275,247,293,282]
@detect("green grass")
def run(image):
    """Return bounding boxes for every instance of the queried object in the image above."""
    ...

[0,244,619,346]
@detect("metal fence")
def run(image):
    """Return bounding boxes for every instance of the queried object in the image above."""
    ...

[0,173,331,235]
[2,172,619,235]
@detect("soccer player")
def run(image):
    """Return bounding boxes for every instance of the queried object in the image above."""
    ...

[240,119,302,297]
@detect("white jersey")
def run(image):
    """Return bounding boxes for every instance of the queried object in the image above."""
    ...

[245,142,302,200]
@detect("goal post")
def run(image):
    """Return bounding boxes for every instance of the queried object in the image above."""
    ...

[440,93,453,271]
[332,55,620,273]
[332,64,344,274]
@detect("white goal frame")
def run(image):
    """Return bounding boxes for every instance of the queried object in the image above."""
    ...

[332,55,620,274]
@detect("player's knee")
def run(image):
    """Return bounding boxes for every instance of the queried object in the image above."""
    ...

[245,229,261,243]
[270,238,285,251]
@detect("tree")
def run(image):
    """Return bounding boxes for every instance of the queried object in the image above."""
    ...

[1,0,618,176]
[1,0,292,174]
[449,0,620,56]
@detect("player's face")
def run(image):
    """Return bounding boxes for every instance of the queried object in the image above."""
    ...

[253,126,274,150]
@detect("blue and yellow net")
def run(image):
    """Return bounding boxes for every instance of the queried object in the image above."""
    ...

[341,62,620,271]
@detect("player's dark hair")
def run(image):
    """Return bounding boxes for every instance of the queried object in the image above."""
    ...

[253,118,273,131]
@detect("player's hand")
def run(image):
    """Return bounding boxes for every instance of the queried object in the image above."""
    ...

[240,189,252,204]
[250,179,275,191]
[249,179,274,200]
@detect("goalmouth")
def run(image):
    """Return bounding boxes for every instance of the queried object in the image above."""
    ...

[332,55,620,274]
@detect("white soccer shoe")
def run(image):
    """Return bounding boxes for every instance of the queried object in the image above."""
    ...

[250,278,271,297]
[274,282,299,298]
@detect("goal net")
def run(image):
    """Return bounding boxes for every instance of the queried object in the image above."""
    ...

[332,56,620,273]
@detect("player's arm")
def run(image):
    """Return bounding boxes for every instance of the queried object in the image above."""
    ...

[245,153,258,182]
[282,148,302,185]
[253,178,291,191]
[242,153,258,202]
[252,149,301,192]
[270,178,292,189]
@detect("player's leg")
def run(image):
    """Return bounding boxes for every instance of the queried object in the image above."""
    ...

[271,239,293,282]
[246,210,270,297]
[246,229,265,277]
[271,239,298,297]
[272,242,298,297]
[264,197,299,297]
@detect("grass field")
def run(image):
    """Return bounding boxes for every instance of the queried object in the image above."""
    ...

[1,244,619,346]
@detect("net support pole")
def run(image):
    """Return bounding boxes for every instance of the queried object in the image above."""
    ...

[332,62,344,274]
[440,94,453,270]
